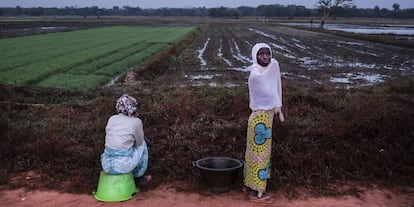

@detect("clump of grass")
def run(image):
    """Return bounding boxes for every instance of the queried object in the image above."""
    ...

[1,81,413,196]
[270,82,414,197]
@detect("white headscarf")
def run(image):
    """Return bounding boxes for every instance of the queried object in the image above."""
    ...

[248,43,283,111]
[251,43,272,66]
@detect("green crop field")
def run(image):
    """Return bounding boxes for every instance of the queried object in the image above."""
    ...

[0,26,195,89]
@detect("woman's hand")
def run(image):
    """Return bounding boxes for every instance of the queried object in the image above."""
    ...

[275,107,285,122]
[278,112,285,122]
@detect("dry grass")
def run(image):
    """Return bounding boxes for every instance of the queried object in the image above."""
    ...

[1,76,413,197]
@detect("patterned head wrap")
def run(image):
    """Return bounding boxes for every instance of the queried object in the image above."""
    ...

[115,94,137,117]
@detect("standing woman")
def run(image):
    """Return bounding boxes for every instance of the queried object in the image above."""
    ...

[244,43,285,204]
[100,94,151,186]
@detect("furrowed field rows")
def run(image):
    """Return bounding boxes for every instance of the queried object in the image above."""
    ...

[0,27,141,64]
[1,39,146,84]
[0,26,195,88]
[93,43,169,77]
[37,43,169,89]
[65,43,152,75]
[0,26,172,57]
[1,31,140,72]
[0,26,187,72]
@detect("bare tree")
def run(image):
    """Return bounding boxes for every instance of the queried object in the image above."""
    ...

[316,0,353,27]
[392,3,400,11]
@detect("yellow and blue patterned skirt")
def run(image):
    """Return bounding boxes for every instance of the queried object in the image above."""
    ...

[244,109,274,193]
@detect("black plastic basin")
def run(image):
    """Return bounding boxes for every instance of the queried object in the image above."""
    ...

[193,157,243,193]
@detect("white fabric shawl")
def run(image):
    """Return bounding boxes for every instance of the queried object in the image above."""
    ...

[248,43,282,111]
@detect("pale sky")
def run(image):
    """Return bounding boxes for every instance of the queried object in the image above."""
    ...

[0,0,413,9]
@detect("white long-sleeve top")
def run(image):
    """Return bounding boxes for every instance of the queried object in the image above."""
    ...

[248,43,283,111]
[104,113,145,150]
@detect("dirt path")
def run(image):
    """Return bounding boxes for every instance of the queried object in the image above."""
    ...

[1,185,413,207]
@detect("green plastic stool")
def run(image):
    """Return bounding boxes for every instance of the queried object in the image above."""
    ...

[93,171,139,202]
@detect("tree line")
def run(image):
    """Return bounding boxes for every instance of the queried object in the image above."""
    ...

[1,4,413,19]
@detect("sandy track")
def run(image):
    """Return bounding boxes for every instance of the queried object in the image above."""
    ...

[1,184,413,207]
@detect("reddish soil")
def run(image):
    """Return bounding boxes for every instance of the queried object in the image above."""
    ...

[1,183,413,207]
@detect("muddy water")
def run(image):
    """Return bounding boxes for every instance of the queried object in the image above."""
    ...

[159,23,414,89]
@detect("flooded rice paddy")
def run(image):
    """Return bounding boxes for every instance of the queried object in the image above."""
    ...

[169,23,414,89]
